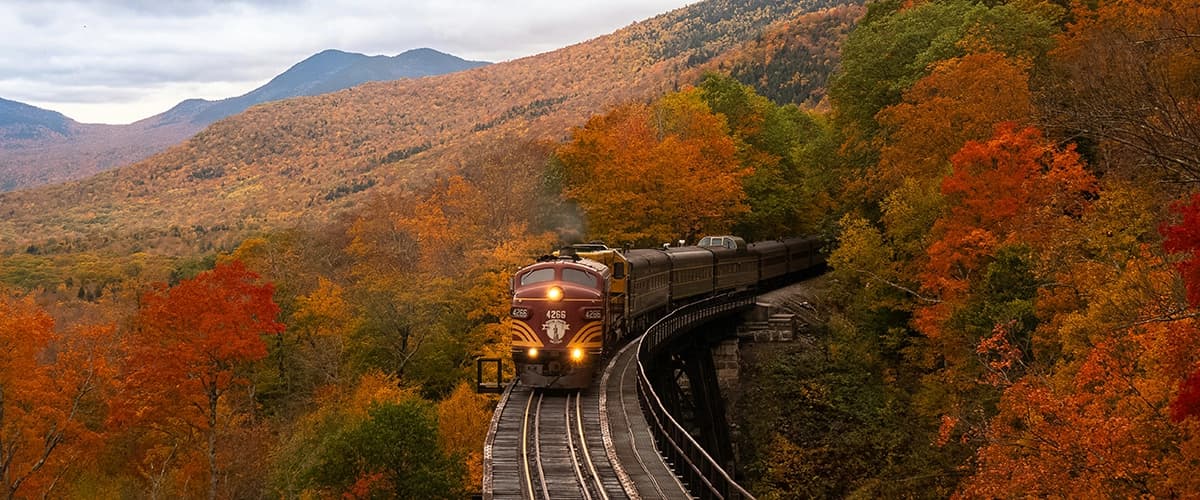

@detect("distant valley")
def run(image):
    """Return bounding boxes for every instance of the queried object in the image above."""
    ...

[0,48,488,191]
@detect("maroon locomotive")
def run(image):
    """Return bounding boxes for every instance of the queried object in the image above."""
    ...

[509,255,610,389]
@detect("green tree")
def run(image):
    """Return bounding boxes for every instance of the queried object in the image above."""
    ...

[830,0,1062,138]
[303,399,464,499]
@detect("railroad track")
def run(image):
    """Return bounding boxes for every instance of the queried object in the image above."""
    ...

[489,385,627,499]
[520,390,609,500]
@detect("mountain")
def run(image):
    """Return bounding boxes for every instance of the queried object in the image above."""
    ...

[152,48,489,127]
[0,98,73,140]
[0,0,861,256]
[0,48,488,192]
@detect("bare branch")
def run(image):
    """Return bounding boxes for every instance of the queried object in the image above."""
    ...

[852,268,943,304]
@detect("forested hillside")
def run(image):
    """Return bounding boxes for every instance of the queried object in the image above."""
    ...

[740,0,1200,496]
[0,0,853,257]
[692,3,864,108]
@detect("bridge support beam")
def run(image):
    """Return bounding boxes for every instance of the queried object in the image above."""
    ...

[681,341,734,472]
[650,319,739,477]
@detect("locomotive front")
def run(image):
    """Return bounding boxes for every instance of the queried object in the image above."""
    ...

[510,256,609,389]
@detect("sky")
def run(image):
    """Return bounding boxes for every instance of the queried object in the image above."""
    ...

[0,0,695,125]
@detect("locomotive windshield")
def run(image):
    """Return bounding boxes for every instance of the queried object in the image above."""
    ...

[562,268,598,287]
[519,268,555,286]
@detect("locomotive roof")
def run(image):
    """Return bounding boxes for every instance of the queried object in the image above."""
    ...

[523,256,610,276]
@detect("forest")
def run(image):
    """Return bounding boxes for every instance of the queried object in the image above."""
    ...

[1,0,1198,497]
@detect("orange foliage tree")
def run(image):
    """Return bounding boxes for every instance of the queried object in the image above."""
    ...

[436,381,492,490]
[114,261,283,500]
[962,253,1200,497]
[874,52,1034,199]
[556,88,748,246]
[918,124,1095,330]
[346,168,557,386]
[912,124,1096,441]
[827,51,1041,330]
[0,294,113,499]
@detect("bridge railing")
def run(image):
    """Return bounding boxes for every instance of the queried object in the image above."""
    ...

[636,292,757,500]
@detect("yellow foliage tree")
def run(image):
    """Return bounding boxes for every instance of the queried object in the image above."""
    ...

[437,382,492,491]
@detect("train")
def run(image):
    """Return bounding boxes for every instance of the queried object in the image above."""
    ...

[509,235,824,389]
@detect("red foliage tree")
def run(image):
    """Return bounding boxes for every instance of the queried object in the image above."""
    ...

[1163,192,1200,423]
[115,261,283,500]
[1173,369,1200,423]
[1162,192,1200,308]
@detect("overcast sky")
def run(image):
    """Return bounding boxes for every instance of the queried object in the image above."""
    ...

[0,0,694,125]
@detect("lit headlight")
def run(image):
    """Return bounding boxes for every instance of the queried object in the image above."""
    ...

[528,347,538,358]
[570,348,584,362]
[510,307,530,319]
[546,286,563,301]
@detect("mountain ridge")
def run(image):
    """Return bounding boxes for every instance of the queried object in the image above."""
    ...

[0,48,488,191]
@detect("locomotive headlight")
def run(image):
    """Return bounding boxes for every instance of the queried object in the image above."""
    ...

[546,286,563,301]
[528,347,538,359]
[570,348,584,362]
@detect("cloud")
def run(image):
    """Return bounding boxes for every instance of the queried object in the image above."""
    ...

[0,0,693,123]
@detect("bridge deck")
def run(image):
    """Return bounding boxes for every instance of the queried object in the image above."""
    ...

[601,340,693,499]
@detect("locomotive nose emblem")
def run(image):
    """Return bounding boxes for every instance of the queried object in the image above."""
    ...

[543,310,570,344]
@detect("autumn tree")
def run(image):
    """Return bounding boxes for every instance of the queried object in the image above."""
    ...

[346,138,559,395]
[115,261,283,500]
[1045,0,1200,184]
[830,0,1061,138]
[918,124,1095,331]
[557,88,748,246]
[289,277,361,386]
[1162,192,1200,308]
[225,231,360,416]
[1163,192,1200,425]
[912,124,1095,432]
[0,294,114,499]
[874,52,1034,200]
[437,381,492,490]
[829,51,1040,318]
[962,252,1200,497]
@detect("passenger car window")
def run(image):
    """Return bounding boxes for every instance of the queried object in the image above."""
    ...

[562,268,597,287]
[520,268,555,286]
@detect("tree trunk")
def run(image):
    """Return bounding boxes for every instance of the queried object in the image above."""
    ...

[208,387,219,500]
